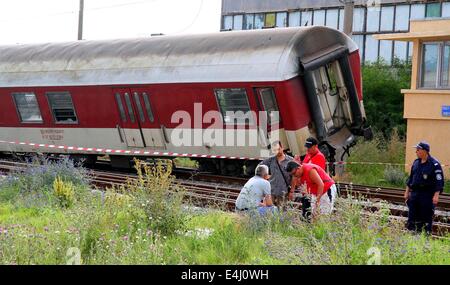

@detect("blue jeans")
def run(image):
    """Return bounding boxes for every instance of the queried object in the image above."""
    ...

[257,206,278,216]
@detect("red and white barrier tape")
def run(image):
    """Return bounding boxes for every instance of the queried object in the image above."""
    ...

[0,139,448,167]
[0,139,259,161]
[327,161,449,167]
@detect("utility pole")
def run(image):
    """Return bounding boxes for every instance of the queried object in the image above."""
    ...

[341,0,354,36]
[78,0,84,40]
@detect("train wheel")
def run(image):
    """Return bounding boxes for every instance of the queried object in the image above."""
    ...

[219,160,244,177]
[198,159,219,174]
[244,160,259,177]
[69,154,97,167]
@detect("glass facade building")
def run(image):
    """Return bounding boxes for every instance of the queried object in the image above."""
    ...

[221,0,450,64]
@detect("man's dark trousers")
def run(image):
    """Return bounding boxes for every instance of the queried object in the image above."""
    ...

[407,191,434,234]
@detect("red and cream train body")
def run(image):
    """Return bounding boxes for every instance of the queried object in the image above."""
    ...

[0,27,371,175]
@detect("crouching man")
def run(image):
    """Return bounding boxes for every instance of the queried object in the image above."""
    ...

[235,164,276,215]
[286,161,337,217]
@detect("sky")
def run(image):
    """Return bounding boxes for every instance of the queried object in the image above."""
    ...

[0,0,222,44]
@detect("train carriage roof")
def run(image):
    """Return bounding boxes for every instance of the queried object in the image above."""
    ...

[0,27,357,87]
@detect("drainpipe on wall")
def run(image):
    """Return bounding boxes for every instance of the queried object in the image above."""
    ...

[342,0,354,36]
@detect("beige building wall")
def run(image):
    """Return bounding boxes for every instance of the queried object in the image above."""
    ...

[403,90,450,176]
[376,19,450,177]
[404,119,450,177]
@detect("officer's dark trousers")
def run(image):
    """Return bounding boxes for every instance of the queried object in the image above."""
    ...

[406,191,434,234]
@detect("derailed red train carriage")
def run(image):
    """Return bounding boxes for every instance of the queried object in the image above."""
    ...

[0,27,371,175]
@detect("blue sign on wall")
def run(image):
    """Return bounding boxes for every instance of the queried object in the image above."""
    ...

[442,106,450,117]
[443,106,450,117]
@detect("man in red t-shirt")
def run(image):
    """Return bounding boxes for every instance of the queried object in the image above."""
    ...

[286,161,337,216]
[293,137,327,204]
[302,137,327,171]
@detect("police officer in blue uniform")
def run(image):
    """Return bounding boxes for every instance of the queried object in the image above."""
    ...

[404,141,445,234]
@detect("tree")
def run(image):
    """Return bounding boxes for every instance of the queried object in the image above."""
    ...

[362,58,411,139]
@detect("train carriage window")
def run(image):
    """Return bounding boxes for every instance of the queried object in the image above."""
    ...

[214,88,253,125]
[115,93,127,122]
[133,92,145,123]
[325,64,339,96]
[12,93,43,123]
[46,92,78,123]
[257,88,280,126]
[142,93,155,123]
[123,93,135,123]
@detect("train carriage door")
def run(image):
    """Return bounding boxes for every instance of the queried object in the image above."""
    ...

[311,61,353,136]
[255,87,281,146]
[129,88,166,149]
[113,88,146,147]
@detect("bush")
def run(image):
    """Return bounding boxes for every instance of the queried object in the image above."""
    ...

[362,58,411,138]
[0,156,90,207]
[53,176,75,208]
[344,129,407,187]
[383,166,407,187]
[121,159,188,236]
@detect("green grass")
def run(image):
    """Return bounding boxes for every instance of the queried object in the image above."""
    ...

[340,130,450,193]
[173,158,198,169]
[0,198,449,265]
[0,158,448,265]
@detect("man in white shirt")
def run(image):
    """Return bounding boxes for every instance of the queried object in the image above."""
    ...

[235,164,273,212]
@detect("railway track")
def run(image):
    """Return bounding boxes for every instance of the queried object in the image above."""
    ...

[0,159,449,236]
[172,169,450,211]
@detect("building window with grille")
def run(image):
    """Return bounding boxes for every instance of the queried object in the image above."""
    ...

[222,15,233,30]
[276,12,287,27]
[244,14,255,30]
[254,13,264,29]
[326,9,339,29]
[313,9,325,26]
[288,11,300,27]
[265,13,276,27]
[380,6,394,32]
[352,7,365,33]
[426,2,441,18]
[46,92,78,123]
[395,5,410,31]
[301,10,312,26]
[420,42,450,89]
[366,7,380,32]
[233,15,243,30]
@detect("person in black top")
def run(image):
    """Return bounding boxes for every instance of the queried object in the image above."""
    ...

[405,141,445,234]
